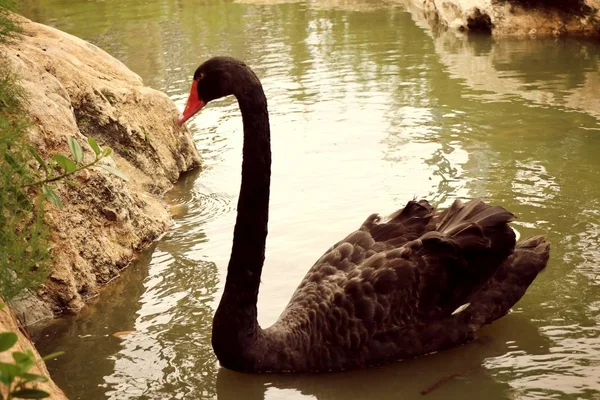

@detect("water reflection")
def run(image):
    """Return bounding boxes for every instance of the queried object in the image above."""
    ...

[31,251,154,399]
[215,315,549,400]
[22,0,600,399]
[102,169,221,399]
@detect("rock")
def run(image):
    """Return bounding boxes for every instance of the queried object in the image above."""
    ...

[101,207,119,222]
[405,0,600,36]
[0,16,202,322]
[67,298,85,312]
[7,292,54,327]
[0,303,68,400]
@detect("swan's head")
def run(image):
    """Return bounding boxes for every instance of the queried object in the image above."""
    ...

[178,57,259,126]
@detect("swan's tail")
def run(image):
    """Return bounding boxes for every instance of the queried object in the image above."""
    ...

[434,199,516,255]
[413,200,548,325]
[414,199,518,317]
[467,235,550,327]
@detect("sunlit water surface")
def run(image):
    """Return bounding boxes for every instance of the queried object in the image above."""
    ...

[18,0,600,399]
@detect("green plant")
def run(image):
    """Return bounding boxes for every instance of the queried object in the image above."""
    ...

[0,329,62,399]
[0,58,50,302]
[0,0,22,44]
[0,18,122,396]
[0,56,126,301]
[26,136,127,209]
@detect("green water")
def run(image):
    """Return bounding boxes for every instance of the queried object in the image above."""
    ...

[19,0,600,399]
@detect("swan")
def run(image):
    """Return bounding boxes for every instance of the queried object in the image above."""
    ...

[177,56,550,373]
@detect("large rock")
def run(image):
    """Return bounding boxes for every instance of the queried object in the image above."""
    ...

[407,0,600,36]
[0,16,201,323]
[0,304,68,399]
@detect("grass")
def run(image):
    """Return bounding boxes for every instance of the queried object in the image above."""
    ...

[0,0,21,44]
[0,3,51,301]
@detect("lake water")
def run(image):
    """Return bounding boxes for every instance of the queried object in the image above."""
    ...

[18,0,600,399]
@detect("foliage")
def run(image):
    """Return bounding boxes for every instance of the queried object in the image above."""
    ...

[0,60,50,301]
[0,5,122,398]
[0,60,125,300]
[28,137,127,209]
[0,328,63,399]
[0,0,22,44]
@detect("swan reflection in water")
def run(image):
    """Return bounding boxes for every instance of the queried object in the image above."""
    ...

[215,314,551,400]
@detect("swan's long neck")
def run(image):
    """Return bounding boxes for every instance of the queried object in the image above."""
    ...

[212,80,271,369]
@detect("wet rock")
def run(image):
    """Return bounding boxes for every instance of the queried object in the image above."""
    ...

[466,7,493,32]
[405,0,600,36]
[67,298,85,311]
[0,16,202,323]
[7,292,54,327]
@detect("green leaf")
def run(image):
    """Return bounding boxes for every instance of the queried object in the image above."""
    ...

[3,153,18,169]
[67,137,83,164]
[12,352,32,364]
[0,332,17,352]
[17,373,48,384]
[3,153,24,175]
[87,137,102,156]
[40,351,63,362]
[53,155,77,173]
[42,185,62,209]
[101,147,112,158]
[10,389,50,399]
[0,362,21,385]
[26,146,48,174]
[99,165,127,181]
[12,351,35,371]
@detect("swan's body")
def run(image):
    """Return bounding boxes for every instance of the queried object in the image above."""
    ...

[178,57,550,373]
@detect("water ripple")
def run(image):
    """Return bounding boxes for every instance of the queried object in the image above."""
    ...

[25,1,600,400]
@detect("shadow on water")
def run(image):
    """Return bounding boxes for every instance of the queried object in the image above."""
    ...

[31,249,155,399]
[19,0,600,399]
[216,315,551,400]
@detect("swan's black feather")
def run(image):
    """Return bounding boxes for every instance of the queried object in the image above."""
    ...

[254,199,548,372]
[187,57,551,373]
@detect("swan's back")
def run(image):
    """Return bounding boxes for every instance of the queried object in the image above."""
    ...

[260,199,549,372]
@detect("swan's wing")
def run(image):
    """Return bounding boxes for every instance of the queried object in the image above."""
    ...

[283,200,434,309]
[275,200,434,342]
[288,200,434,300]
[313,199,435,264]
[356,200,517,343]
[279,200,518,351]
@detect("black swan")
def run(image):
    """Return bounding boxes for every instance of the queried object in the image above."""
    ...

[177,56,550,373]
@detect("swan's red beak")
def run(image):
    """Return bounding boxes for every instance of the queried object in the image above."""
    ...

[177,80,205,126]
